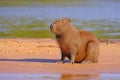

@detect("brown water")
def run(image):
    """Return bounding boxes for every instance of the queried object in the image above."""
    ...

[0,74,120,80]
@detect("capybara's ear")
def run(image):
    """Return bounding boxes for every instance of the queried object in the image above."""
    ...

[66,18,71,22]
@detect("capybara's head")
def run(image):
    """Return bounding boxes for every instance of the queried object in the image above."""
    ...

[50,18,71,35]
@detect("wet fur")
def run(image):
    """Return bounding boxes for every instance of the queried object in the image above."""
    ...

[50,18,100,63]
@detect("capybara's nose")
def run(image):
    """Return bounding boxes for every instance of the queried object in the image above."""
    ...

[50,24,53,29]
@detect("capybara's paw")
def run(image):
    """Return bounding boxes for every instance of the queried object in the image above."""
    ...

[70,61,75,64]
[64,62,74,64]
[81,60,93,64]
[56,60,64,64]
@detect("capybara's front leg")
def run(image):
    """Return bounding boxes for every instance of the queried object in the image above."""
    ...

[70,53,76,64]
[57,53,65,63]
[69,48,77,64]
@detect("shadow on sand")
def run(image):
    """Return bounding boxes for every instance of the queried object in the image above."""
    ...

[0,58,69,63]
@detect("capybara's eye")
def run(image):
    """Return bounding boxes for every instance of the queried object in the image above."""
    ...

[60,21,65,24]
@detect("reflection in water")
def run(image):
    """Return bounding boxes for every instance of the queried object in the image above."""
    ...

[61,74,99,80]
[0,74,120,80]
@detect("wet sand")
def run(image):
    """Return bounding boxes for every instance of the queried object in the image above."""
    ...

[0,38,120,74]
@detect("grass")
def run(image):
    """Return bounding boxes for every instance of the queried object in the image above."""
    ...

[0,17,55,38]
[0,0,93,7]
[0,30,54,38]
[0,17,120,39]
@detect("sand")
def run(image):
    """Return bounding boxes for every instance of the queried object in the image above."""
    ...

[0,38,120,74]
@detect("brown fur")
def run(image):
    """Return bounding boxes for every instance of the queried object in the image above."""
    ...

[50,18,100,64]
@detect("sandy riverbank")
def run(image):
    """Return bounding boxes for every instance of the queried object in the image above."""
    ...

[0,38,120,74]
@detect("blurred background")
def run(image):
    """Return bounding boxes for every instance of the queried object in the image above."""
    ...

[0,0,120,39]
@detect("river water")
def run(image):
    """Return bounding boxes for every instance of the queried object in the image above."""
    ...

[0,74,120,80]
[0,1,120,39]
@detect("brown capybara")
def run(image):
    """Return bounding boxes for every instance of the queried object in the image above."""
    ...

[50,18,100,64]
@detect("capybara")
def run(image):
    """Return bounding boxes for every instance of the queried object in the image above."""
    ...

[50,18,100,64]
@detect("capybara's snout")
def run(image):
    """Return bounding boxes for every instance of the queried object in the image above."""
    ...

[50,24,54,30]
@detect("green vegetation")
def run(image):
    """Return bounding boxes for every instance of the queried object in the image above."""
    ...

[0,0,94,6]
[75,19,120,39]
[0,30,54,38]
[8,30,54,38]
[0,17,54,38]
[0,17,120,39]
